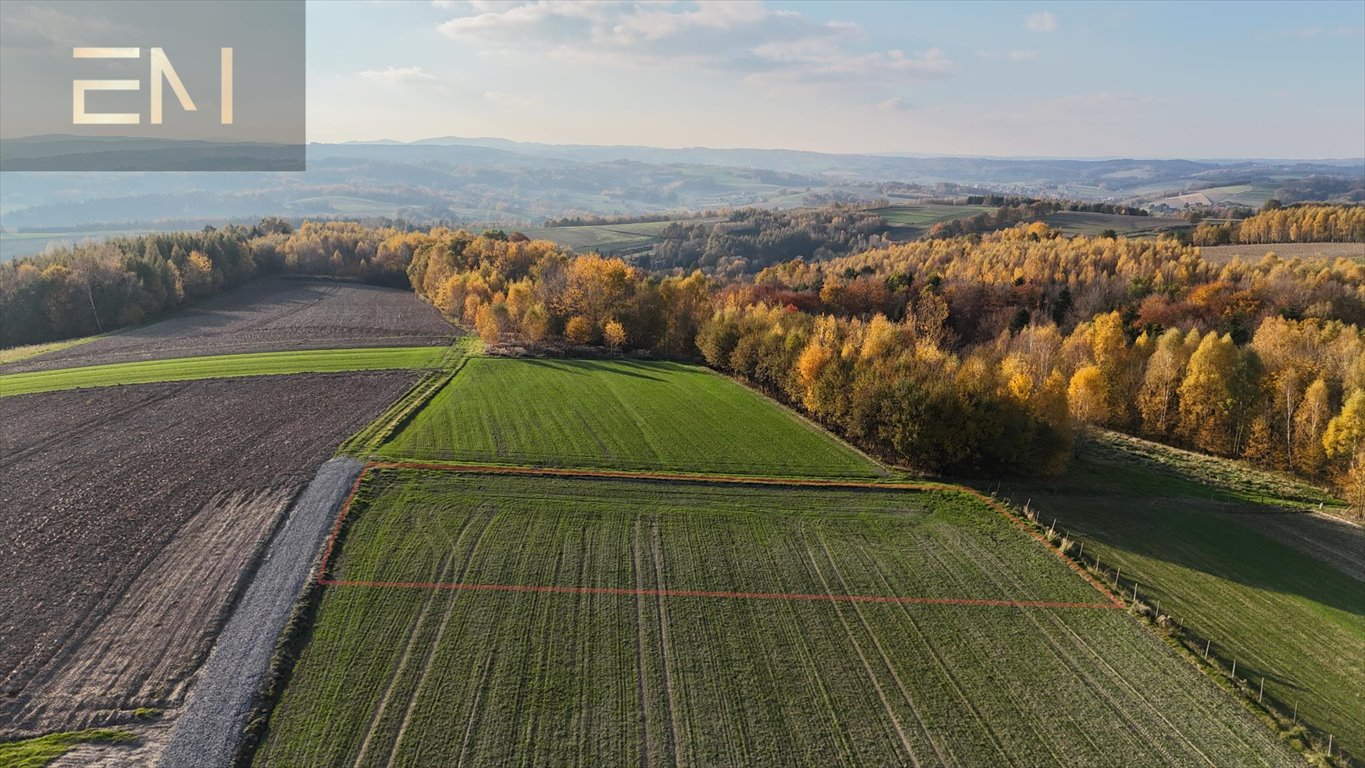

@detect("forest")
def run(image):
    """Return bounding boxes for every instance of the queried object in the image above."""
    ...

[2,206,1363,506]
[642,207,889,275]
[1191,203,1365,246]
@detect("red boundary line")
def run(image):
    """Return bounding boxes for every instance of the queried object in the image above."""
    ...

[317,461,1125,611]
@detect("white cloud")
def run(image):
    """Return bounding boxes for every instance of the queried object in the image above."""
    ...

[434,1,952,84]
[0,4,134,51]
[1025,11,1056,32]
[484,90,531,106]
[358,66,436,84]
[753,48,952,86]
[877,96,913,113]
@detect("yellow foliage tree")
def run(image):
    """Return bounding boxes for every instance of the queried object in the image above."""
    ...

[564,314,593,345]
[603,318,627,351]
[1068,365,1108,424]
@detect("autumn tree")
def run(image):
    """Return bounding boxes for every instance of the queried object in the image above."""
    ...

[1177,333,1244,455]
[603,318,627,351]
[1137,328,1190,438]
[564,315,593,345]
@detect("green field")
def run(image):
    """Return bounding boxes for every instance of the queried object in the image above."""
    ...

[252,470,1298,768]
[0,346,449,398]
[0,335,101,366]
[1042,211,1192,237]
[519,219,720,256]
[379,357,881,477]
[998,431,1365,758]
[0,229,160,262]
[1153,183,1280,210]
[870,204,995,239]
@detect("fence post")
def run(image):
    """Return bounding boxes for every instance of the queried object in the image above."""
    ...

[1078,541,1083,559]
[1231,658,1236,679]
[1204,639,1210,660]
[1132,582,1138,602]
[1258,676,1264,703]
[1114,567,1120,588]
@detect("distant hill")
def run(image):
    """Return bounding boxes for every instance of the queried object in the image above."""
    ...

[1,136,1360,244]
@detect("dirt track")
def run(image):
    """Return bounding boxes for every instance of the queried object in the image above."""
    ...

[1,277,455,374]
[160,457,363,768]
[0,373,414,744]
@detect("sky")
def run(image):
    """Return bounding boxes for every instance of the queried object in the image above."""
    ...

[306,0,1365,159]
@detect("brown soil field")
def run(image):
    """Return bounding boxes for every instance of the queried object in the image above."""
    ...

[1199,242,1365,264]
[0,277,455,374]
[0,372,415,741]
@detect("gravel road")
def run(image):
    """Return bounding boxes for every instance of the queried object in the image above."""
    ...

[158,456,363,768]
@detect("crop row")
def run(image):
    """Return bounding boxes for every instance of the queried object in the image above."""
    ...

[253,472,1298,767]
[379,357,881,478]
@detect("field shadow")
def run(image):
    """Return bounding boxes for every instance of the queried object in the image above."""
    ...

[970,438,1365,621]
[520,357,668,382]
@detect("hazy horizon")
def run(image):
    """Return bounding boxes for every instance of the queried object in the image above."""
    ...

[305,0,1365,159]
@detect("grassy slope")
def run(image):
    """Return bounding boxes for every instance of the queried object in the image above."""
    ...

[0,729,134,768]
[0,346,448,398]
[380,357,881,478]
[1042,211,1191,237]
[0,336,104,366]
[253,471,1297,768]
[994,430,1365,758]
[518,219,724,255]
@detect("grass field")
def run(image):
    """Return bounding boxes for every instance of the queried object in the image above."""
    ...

[0,335,101,366]
[252,470,1298,768]
[1153,183,1280,210]
[996,431,1365,758]
[0,229,160,262]
[0,346,448,397]
[1042,211,1191,237]
[519,219,721,256]
[870,204,995,239]
[1200,242,1365,264]
[379,357,881,477]
[0,729,133,767]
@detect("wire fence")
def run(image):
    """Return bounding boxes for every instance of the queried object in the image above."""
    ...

[993,491,1353,767]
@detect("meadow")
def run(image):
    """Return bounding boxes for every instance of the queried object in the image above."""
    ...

[1041,211,1191,237]
[869,204,995,238]
[380,357,881,477]
[998,431,1365,758]
[0,346,447,397]
[252,470,1298,768]
[518,219,718,256]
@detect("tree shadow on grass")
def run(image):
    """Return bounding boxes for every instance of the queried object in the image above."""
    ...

[968,436,1365,621]
[519,356,668,382]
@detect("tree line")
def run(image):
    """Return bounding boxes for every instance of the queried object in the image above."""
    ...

[4,209,1363,506]
[1192,203,1365,246]
[0,220,417,347]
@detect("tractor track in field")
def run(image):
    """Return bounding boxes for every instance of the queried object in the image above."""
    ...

[319,461,1125,612]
